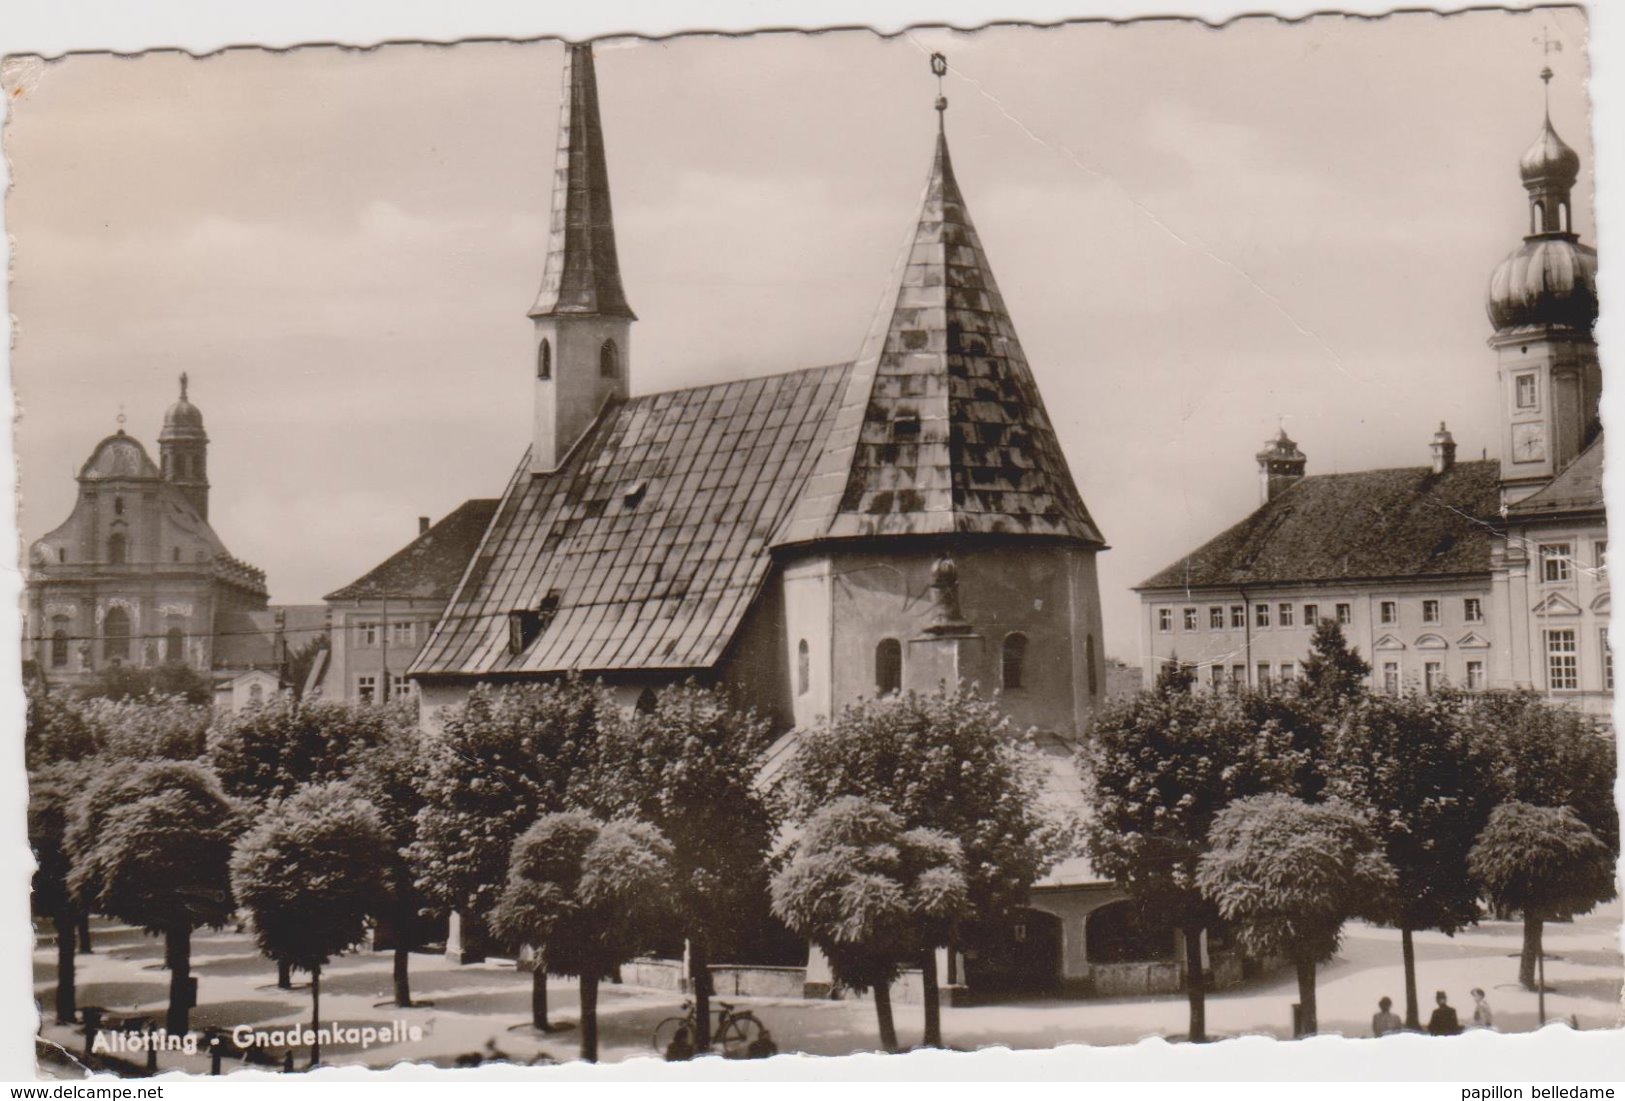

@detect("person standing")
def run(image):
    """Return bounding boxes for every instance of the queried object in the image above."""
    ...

[1470,988,1494,1030]
[1372,996,1403,1036]
[1427,991,1462,1036]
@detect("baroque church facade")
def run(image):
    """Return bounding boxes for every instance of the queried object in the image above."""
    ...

[1138,72,1607,717]
[25,377,321,698]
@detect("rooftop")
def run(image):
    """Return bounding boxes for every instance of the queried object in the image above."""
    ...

[1507,434,1604,517]
[1138,459,1504,591]
[325,499,500,603]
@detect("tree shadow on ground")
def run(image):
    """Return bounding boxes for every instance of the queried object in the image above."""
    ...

[320,965,521,999]
[189,999,303,1031]
[70,981,170,1010]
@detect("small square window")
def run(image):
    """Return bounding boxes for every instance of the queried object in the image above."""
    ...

[1279,661,1295,682]
[1516,373,1538,409]
[1380,601,1397,626]
[1541,544,1573,583]
[1278,603,1294,628]
[1336,603,1352,625]
[1303,604,1319,625]
[1209,607,1225,630]
[1230,605,1245,629]
[1464,598,1483,624]
[357,675,377,704]
[1256,604,1271,628]
[1422,599,1440,625]
[1546,629,1578,690]
[1602,630,1613,692]
[1596,542,1609,574]
[1383,662,1400,696]
[1209,665,1225,688]
[1158,608,1172,633]
[1256,663,1272,687]
[1183,607,1198,631]
[1466,660,1485,690]
[1424,661,1443,694]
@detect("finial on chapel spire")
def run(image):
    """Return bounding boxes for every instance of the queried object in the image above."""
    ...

[931,52,948,122]
[179,371,189,400]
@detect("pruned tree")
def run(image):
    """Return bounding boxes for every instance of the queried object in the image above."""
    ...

[1467,691,1618,985]
[1197,794,1395,1036]
[491,812,673,1062]
[231,783,391,1066]
[588,682,776,1047]
[29,764,81,1023]
[349,719,432,1007]
[409,676,609,1027]
[68,761,240,1034]
[1468,802,1615,991]
[1325,689,1498,1028]
[770,797,967,1052]
[80,662,213,706]
[80,695,213,762]
[1080,686,1304,1041]
[783,686,1057,1044]
[25,687,102,770]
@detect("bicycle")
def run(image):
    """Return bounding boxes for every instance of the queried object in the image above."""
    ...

[652,998,769,1059]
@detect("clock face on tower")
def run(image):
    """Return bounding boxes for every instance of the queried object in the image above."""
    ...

[1512,422,1548,464]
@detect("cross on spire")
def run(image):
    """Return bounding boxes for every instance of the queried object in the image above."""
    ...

[930,51,948,122]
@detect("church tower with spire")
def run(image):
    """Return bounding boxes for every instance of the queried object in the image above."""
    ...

[159,372,209,520]
[1487,66,1599,505]
[528,42,636,474]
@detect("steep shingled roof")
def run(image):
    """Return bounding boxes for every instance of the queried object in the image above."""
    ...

[324,499,499,602]
[1507,434,1604,517]
[1137,460,1503,591]
[772,115,1102,548]
[411,363,851,677]
[528,43,634,320]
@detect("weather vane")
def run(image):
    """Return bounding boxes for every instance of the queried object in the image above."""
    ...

[930,52,948,115]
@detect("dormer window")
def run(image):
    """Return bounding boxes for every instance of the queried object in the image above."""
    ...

[508,611,540,654]
[890,414,921,441]
[623,480,648,508]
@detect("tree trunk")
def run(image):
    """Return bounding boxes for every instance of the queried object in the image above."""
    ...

[76,913,92,955]
[873,980,898,1053]
[165,924,191,1036]
[1520,913,1543,990]
[579,972,599,1063]
[531,962,550,1031]
[278,959,293,989]
[1294,957,1317,1037]
[919,948,942,1048]
[309,967,321,1067]
[393,947,412,1008]
[1182,926,1207,1042]
[691,934,712,1049]
[1401,925,1420,1030]
[54,912,76,1024]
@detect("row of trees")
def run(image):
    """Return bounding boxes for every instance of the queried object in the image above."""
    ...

[1086,621,1617,1040]
[30,674,1060,1062]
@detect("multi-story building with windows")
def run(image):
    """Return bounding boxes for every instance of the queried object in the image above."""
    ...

[1138,72,1606,718]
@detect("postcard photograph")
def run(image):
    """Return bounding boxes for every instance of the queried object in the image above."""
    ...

[5,4,1618,1076]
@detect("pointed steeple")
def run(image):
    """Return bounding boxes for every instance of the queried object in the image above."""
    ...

[775,56,1102,547]
[529,42,634,320]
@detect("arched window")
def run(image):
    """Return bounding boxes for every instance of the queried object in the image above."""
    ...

[875,638,902,695]
[50,619,69,669]
[1533,200,1547,234]
[248,682,264,705]
[1086,634,1098,697]
[107,533,127,565]
[104,606,131,663]
[1002,632,1028,690]
[537,339,552,380]
[165,627,184,664]
[797,639,810,696]
[599,338,619,379]
[635,686,658,714]
[1559,201,1570,233]
[172,546,181,563]
[113,496,124,516]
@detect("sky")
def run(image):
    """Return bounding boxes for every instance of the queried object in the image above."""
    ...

[1,7,1595,663]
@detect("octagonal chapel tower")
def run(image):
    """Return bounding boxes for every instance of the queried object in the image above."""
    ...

[770,72,1108,737]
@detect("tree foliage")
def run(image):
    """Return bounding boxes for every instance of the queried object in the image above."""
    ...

[411,677,612,922]
[349,719,433,1006]
[588,682,777,1044]
[80,662,214,706]
[1469,801,1615,920]
[1198,794,1393,964]
[1299,618,1372,704]
[207,697,408,804]
[230,782,391,972]
[783,686,1057,935]
[491,812,673,1061]
[1468,692,1618,850]
[770,797,966,1052]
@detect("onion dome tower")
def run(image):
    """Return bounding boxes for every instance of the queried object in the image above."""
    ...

[159,372,210,520]
[1488,66,1600,504]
